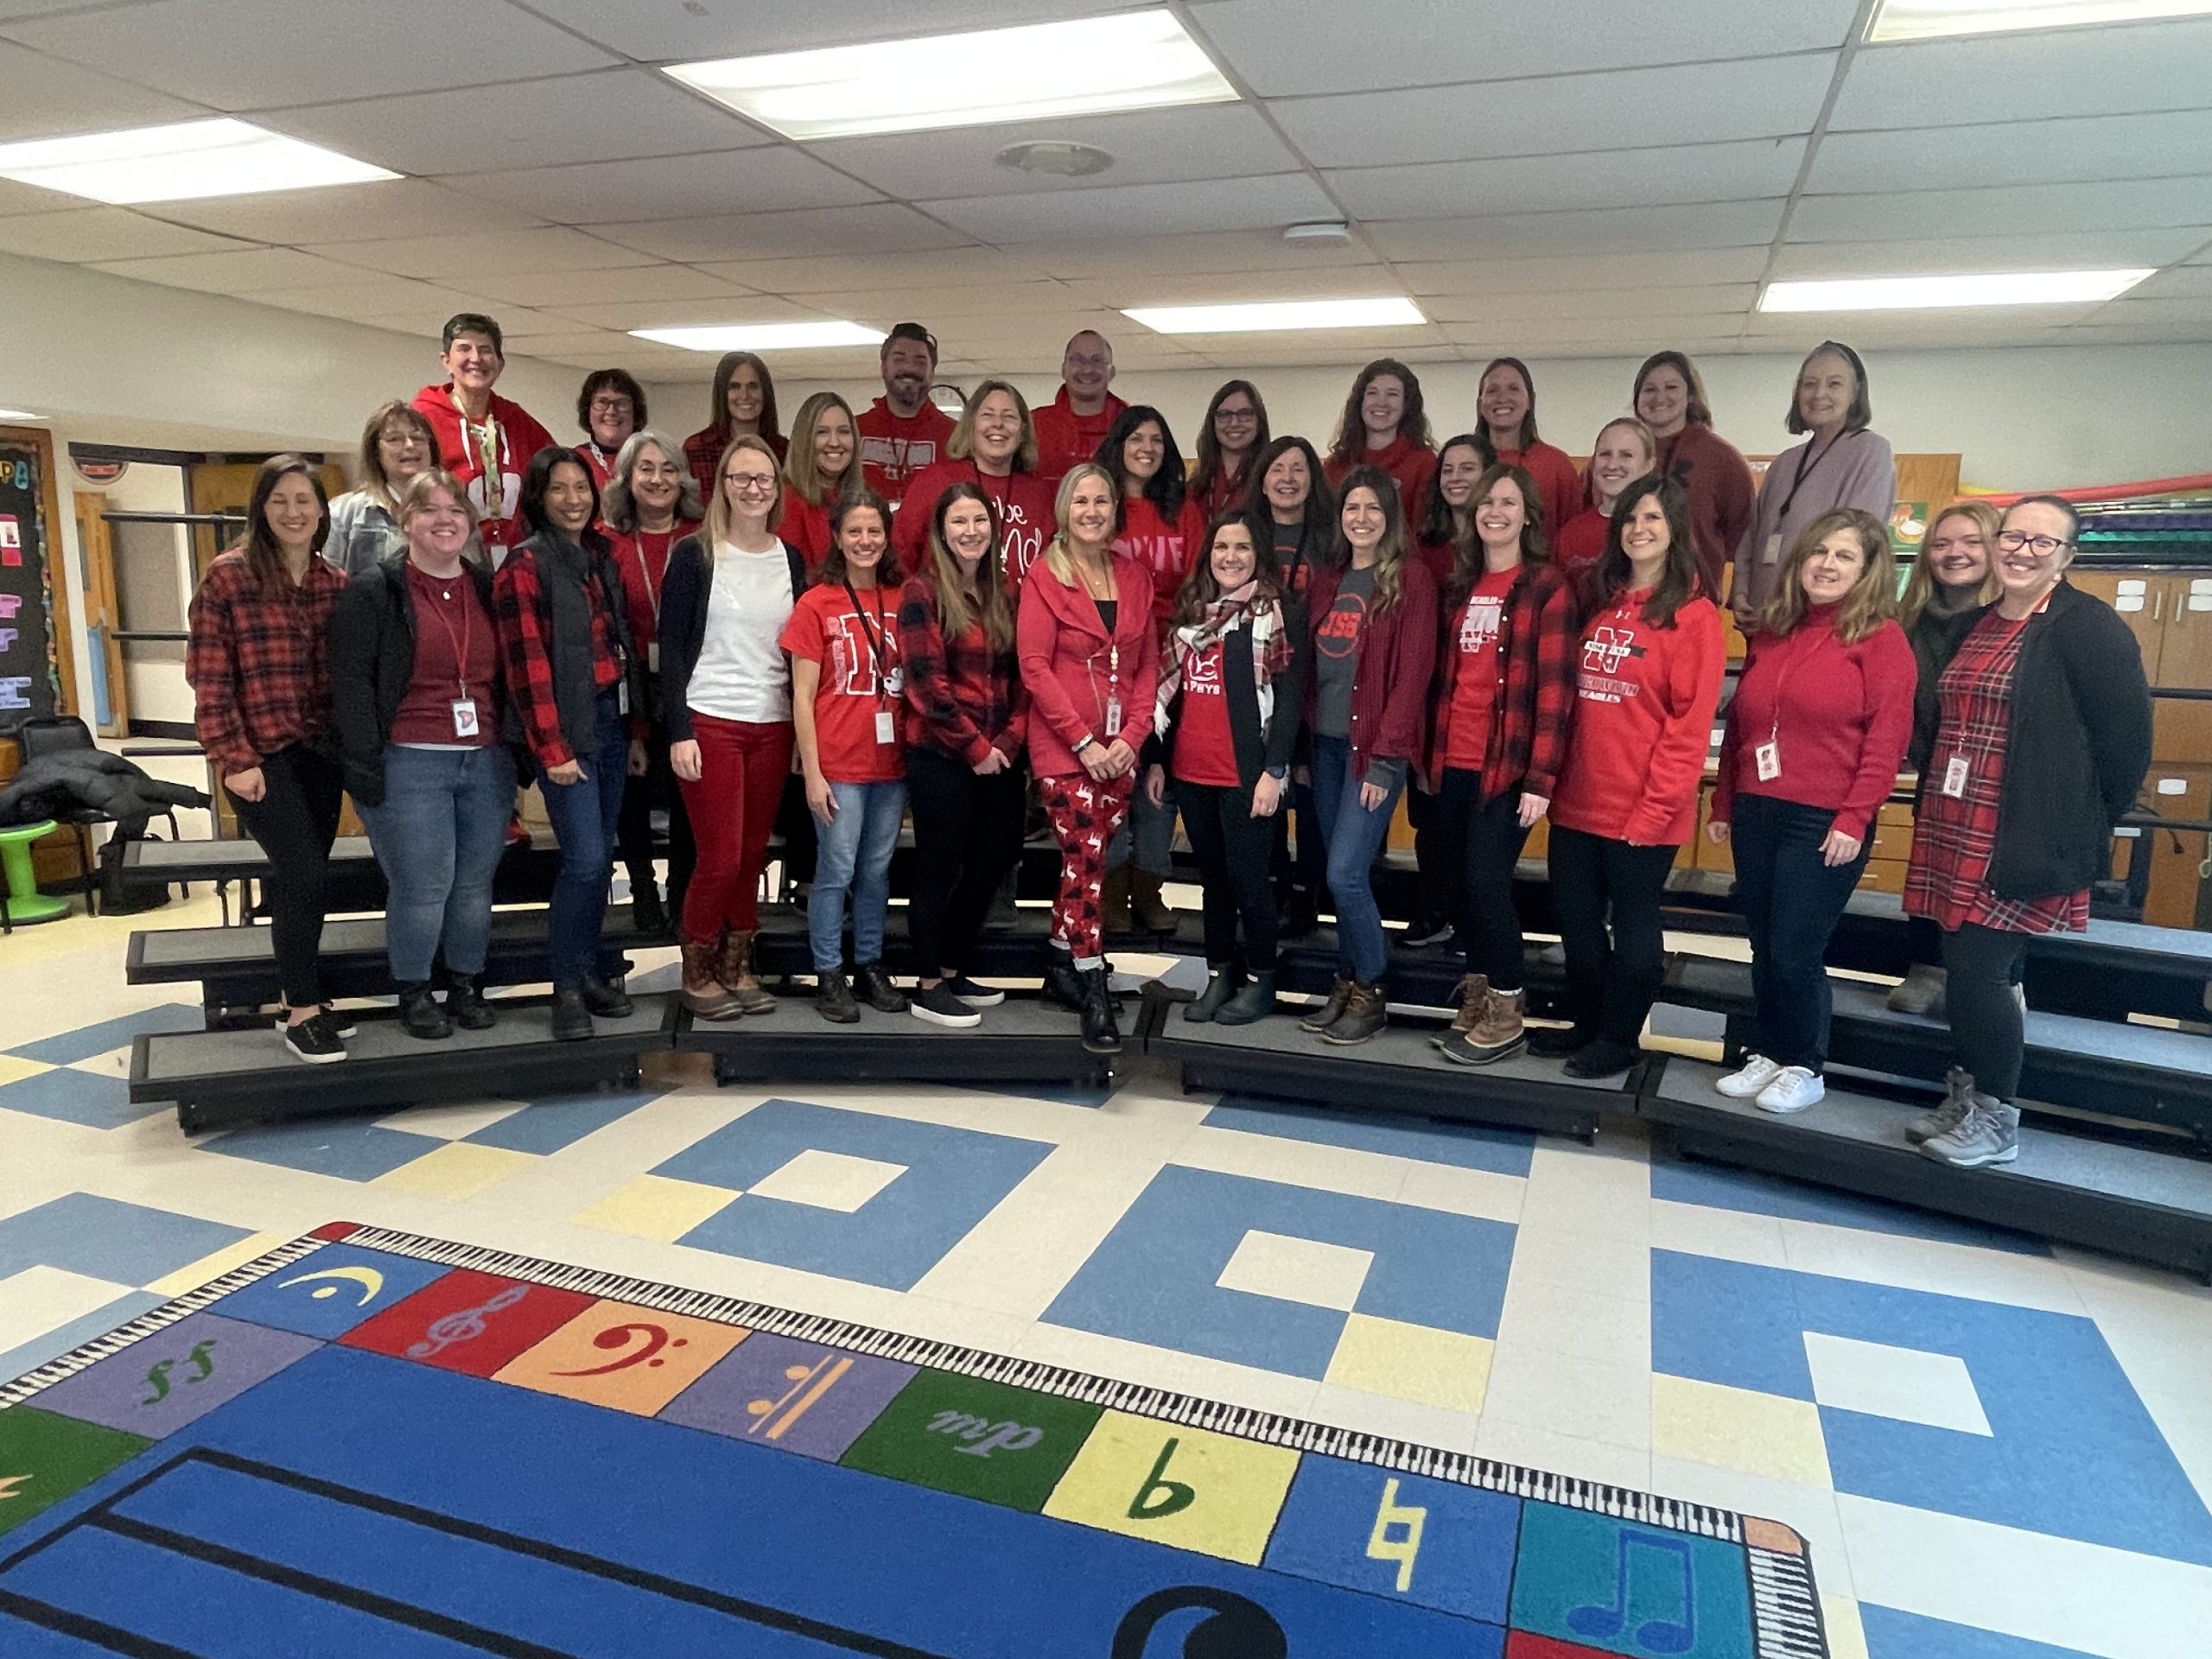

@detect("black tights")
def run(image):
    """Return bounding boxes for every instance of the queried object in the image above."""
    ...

[1941,923,2029,1102]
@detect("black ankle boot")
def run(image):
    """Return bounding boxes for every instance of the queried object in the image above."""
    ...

[1184,964,1240,1023]
[550,986,594,1042]
[580,976,632,1017]
[1042,950,1084,1011]
[443,974,495,1031]
[398,982,453,1039]
[629,881,669,937]
[1077,966,1122,1055]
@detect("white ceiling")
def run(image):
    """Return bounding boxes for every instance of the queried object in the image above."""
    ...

[0,0,2207,384]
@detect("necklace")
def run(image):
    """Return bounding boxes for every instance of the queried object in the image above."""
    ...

[1074,551,1113,598]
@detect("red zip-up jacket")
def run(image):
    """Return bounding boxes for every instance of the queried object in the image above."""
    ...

[1016,554,1159,779]
[1303,556,1440,784]
[1324,432,1438,515]
[1550,587,1726,846]
[1032,387,1129,487]
[410,383,556,559]
[1425,562,1578,804]
[1494,441,1583,542]
[893,460,1058,582]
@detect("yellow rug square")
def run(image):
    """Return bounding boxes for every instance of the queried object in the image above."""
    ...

[496,1300,749,1414]
[574,1174,736,1242]
[1042,1410,1300,1565]
[1325,1313,1493,1413]
[1652,1373,1833,1487]
[372,1142,535,1201]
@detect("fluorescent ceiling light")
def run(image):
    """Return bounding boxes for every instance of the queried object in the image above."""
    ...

[0,408,40,421]
[630,321,887,353]
[1759,270,2153,312]
[1869,1,2212,41]
[1124,297,1427,334]
[665,10,1236,141]
[0,118,396,205]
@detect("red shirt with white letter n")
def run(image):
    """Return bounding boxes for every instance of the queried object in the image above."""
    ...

[779,583,905,785]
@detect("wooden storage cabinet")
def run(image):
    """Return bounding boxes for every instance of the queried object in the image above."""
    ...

[2068,569,2212,764]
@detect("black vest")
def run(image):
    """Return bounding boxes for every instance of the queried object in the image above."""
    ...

[517,530,639,765]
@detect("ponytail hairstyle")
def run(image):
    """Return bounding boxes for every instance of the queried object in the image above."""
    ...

[1596,473,1698,628]
[1041,461,1124,588]
[816,487,901,588]
[518,445,605,550]
[1329,463,1412,616]
[1477,356,1542,448]
[925,480,1014,652]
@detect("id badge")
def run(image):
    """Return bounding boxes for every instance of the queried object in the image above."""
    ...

[617,677,630,716]
[1762,532,1783,566]
[450,697,480,739]
[646,641,659,674]
[1941,755,1969,798]
[874,710,896,745]
[1105,696,1122,734]
[1753,740,1781,782]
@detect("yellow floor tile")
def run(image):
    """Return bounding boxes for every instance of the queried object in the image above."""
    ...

[372,1142,536,1202]
[0,1054,50,1090]
[1044,1411,1300,1567]
[1821,1595,1871,1659]
[1324,1313,1493,1414]
[572,1174,736,1243]
[1651,1373,1833,1487]
[146,1230,297,1297]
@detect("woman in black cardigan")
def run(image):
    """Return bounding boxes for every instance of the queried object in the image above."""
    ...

[1141,509,1308,1024]
[1902,494,2151,1170]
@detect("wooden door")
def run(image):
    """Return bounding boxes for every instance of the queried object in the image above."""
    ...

[2152,574,2212,766]
[2133,764,2209,931]
[72,490,126,736]
[185,460,347,576]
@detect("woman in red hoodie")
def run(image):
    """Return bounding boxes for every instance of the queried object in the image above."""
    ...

[1322,359,1438,512]
[1554,418,1657,600]
[1633,350,1756,606]
[1538,474,1725,1078]
[777,391,859,577]
[1708,508,1915,1115]
[894,380,1058,581]
[1476,358,1581,537]
[1017,462,1160,1056]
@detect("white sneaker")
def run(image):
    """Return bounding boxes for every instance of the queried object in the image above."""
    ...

[1755,1066,1824,1115]
[1717,1053,1783,1098]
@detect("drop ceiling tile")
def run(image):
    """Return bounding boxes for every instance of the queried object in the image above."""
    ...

[1790,177,2212,242]
[1122,323,1448,358]
[1185,0,1861,96]
[1402,248,1772,295]
[1742,307,2105,344]
[1441,315,1747,347]
[467,265,760,308]
[90,245,378,292]
[792,282,1083,320]
[924,174,1338,242]
[543,295,830,332]
[589,204,971,263]
[1328,138,1806,220]
[1769,228,2205,278]
[1270,54,1833,169]
[2082,295,2212,327]
[442,148,882,226]
[133,180,544,245]
[0,175,74,216]
[1833,20,2212,130]
[1426,284,1755,324]
[2062,320,2212,345]
[696,246,1036,291]
[1067,265,1402,308]
[302,226,659,279]
[258,68,771,178]
[810,104,1300,200]
[1810,111,2212,196]
[2135,265,2212,297]
[3,207,245,262]
[0,37,208,141]
[1367,200,1786,260]
[520,0,1132,60]
[1007,229,1377,278]
[250,277,490,319]
[3,0,613,110]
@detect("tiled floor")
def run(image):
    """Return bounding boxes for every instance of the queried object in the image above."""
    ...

[4,887,2211,1658]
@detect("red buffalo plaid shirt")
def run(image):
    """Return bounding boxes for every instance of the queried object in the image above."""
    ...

[185,550,347,776]
[1424,561,1578,803]
[896,571,1028,767]
[492,542,626,772]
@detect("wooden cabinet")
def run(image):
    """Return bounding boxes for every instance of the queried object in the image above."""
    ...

[2121,763,2209,932]
[2067,568,2212,764]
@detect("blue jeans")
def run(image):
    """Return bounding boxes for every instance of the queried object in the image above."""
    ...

[808,779,907,973]
[1312,734,1404,983]
[1730,791,1870,1071]
[358,743,516,984]
[537,692,631,989]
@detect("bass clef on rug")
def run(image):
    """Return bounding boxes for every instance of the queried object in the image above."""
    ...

[1109,1586,1288,1659]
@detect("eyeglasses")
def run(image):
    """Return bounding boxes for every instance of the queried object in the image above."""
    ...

[1996,530,2073,556]
[724,473,778,493]
[588,397,633,415]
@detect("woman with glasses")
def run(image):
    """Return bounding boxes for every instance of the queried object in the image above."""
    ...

[326,402,438,576]
[1188,381,1269,519]
[575,370,645,496]
[1902,497,2150,1169]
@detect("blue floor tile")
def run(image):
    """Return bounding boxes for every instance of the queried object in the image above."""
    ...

[0,1195,250,1285]
[463,1090,659,1154]
[0,1065,162,1130]
[8,1003,201,1065]
[1860,1605,2100,1658]
[1204,1096,1537,1178]
[197,1117,448,1182]
[0,1290,167,1383]
[1650,1160,2046,1255]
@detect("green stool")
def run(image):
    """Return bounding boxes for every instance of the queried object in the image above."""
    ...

[0,819,72,928]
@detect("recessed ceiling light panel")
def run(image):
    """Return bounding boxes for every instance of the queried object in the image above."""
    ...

[1759,270,2154,311]
[630,321,888,352]
[1868,1,2212,41]
[0,408,41,422]
[1123,297,1427,334]
[0,118,396,205]
[666,10,1236,141]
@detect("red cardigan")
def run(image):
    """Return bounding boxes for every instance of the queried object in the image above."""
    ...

[1016,554,1159,780]
[1495,441,1583,543]
[1304,556,1440,784]
[1426,562,1578,804]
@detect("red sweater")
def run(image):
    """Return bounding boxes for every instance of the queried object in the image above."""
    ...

[1495,441,1582,543]
[1656,423,1756,603]
[1115,495,1206,633]
[1033,387,1129,487]
[1325,432,1437,514]
[1302,556,1440,783]
[1550,588,1725,846]
[1191,458,1255,520]
[604,520,699,676]
[1554,508,1607,581]
[1413,531,1457,591]
[893,461,1058,582]
[410,383,556,559]
[777,493,836,578]
[857,398,955,502]
[1713,608,1916,841]
[1015,554,1159,779]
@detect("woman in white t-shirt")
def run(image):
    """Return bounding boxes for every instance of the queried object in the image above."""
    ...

[658,433,808,1018]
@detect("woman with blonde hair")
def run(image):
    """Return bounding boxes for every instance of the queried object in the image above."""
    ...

[778,391,860,575]
[894,379,1058,578]
[1709,509,1916,1113]
[327,401,439,575]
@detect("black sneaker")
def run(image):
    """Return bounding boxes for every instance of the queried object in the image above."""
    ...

[398,982,453,1040]
[815,971,860,1024]
[580,976,633,1018]
[318,1004,359,1039]
[852,963,909,1014]
[945,975,1005,1007]
[1563,1037,1641,1080]
[910,984,982,1028]
[283,1013,345,1065]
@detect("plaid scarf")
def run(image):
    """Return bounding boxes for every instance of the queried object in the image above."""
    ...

[1155,582,1294,734]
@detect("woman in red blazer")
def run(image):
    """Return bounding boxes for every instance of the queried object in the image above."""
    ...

[1017,461,1160,1054]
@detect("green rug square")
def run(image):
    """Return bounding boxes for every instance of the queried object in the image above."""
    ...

[839,1370,1102,1512]
[0,1406,153,1535]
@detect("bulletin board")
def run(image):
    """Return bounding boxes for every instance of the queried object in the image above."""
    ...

[0,424,71,735]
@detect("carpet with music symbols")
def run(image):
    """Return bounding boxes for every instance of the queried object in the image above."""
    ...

[0,1222,1828,1657]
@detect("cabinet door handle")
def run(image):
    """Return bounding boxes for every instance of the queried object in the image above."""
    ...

[2152,588,2163,622]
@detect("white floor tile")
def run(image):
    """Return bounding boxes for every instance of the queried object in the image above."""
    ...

[1778,1221,2086,1315]
[1802,1332,1992,1437]
[737,1148,907,1213]
[372,1098,528,1141]
[1216,1230,1375,1312]
[1172,1123,1412,1203]
[1493,1276,1651,1372]
[1479,1344,1651,1452]
[1649,1197,1791,1268]
[0,1265,136,1341]
[1647,1454,1857,1599]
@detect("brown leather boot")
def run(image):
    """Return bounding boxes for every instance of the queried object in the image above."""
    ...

[718,927,778,1015]
[680,931,740,1020]
[1100,864,1133,933]
[1299,976,1354,1033]
[1130,867,1175,932]
[1434,972,1490,1048]
[1440,987,1527,1067]
[1322,980,1388,1046]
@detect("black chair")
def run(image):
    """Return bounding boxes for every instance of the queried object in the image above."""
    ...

[13,716,182,917]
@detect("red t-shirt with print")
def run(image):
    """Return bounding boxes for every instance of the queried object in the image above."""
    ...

[779,582,905,784]
[1170,638,1239,788]
[1444,565,1518,772]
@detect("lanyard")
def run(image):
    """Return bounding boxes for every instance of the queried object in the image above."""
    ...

[420,569,474,697]
[1774,433,1841,524]
[843,578,893,700]
[450,389,500,496]
[1763,622,1833,744]
[635,530,671,622]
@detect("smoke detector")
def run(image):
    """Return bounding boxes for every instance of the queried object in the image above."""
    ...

[995,141,1116,178]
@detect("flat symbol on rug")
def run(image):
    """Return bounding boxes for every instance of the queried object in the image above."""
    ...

[276,1265,386,1306]
[553,1322,689,1377]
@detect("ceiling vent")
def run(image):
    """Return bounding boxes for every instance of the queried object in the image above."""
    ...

[995,141,1116,178]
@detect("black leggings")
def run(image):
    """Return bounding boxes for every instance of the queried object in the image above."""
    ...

[1431,770,1534,991]
[1941,922,2030,1102]
[1175,778,1279,971]
[906,747,1027,976]
[615,717,694,909]
[232,744,344,1010]
[1548,826,1677,1046]
[1407,781,1453,925]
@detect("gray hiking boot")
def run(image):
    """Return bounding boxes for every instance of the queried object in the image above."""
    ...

[1904,1066,1974,1145]
[1921,1091,2020,1168]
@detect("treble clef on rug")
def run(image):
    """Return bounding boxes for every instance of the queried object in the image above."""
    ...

[406,1284,531,1360]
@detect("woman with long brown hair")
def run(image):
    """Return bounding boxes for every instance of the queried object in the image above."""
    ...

[1188,380,1269,519]
[1322,358,1437,511]
[1631,350,1755,602]
[1475,357,1581,537]
[682,350,784,504]
[778,391,860,576]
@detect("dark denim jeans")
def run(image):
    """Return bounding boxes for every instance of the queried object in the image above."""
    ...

[1730,791,1870,1071]
[358,742,517,984]
[537,692,631,989]
[1312,734,1404,983]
